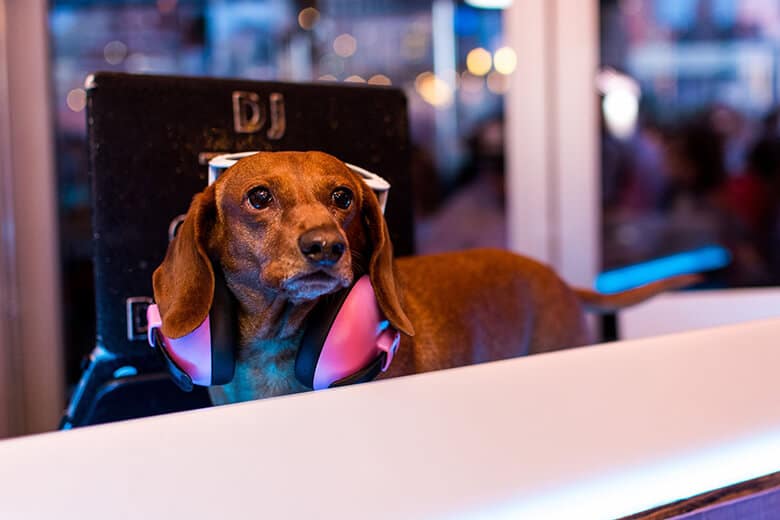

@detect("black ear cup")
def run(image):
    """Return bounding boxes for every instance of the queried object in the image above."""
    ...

[328,354,386,388]
[295,286,353,388]
[209,264,237,385]
[152,328,195,392]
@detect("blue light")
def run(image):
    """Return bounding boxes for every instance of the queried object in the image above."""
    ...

[596,246,731,294]
[112,366,138,379]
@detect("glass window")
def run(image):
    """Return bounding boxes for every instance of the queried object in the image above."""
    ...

[601,0,780,287]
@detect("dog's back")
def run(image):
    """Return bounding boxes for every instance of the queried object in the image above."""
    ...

[386,248,591,377]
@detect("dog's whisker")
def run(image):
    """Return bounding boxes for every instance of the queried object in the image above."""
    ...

[350,249,367,277]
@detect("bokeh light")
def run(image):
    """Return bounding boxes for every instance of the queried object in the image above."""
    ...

[103,41,128,65]
[486,71,510,94]
[368,74,392,86]
[596,68,641,139]
[415,72,453,107]
[333,33,357,58]
[298,7,320,30]
[66,88,87,112]
[493,46,517,75]
[466,47,492,76]
[602,89,639,139]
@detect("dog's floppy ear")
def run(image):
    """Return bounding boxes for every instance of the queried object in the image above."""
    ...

[152,186,217,339]
[361,187,415,337]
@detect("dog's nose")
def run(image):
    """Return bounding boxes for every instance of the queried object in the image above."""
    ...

[298,229,346,266]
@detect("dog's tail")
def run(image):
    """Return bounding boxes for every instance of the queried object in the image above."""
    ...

[574,273,703,313]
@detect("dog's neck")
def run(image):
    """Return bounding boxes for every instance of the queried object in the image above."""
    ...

[237,290,317,341]
[208,284,317,405]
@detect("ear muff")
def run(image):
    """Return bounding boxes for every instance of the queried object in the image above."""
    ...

[149,153,402,392]
[147,264,236,391]
[295,276,399,390]
[150,273,398,392]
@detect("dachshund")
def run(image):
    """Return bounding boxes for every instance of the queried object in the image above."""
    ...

[152,151,698,405]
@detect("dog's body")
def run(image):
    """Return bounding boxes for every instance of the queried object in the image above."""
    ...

[153,151,696,405]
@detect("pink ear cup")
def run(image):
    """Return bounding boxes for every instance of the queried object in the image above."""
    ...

[312,276,399,390]
[147,305,213,386]
[148,275,399,390]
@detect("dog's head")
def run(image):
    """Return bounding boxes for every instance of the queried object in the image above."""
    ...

[152,151,414,340]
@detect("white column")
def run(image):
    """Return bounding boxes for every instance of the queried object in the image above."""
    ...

[504,0,552,264]
[552,0,600,287]
[503,0,600,288]
[4,0,64,435]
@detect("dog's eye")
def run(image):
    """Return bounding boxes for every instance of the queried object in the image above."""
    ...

[331,188,353,210]
[247,187,273,210]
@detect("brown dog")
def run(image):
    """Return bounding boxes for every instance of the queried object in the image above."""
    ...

[152,151,697,404]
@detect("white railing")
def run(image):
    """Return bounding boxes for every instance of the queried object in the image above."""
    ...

[1,318,779,519]
[620,287,780,340]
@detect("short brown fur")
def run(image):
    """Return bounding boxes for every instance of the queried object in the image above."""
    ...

[152,151,696,404]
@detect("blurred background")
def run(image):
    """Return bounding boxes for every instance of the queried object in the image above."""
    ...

[3,0,780,436]
[601,0,780,286]
[48,0,509,391]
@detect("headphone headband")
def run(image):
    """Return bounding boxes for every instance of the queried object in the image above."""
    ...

[207,152,390,213]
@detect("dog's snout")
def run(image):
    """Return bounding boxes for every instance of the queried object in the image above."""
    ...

[298,228,346,266]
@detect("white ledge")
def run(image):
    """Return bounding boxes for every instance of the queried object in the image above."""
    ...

[1,318,780,519]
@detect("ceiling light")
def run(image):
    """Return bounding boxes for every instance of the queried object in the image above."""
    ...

[464,0,513,9]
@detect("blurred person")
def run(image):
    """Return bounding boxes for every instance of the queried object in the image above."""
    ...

[718,134,780,285]
[609,118,668,215]
[657,106,780,285]
[600,114,671,269]
[661,112,728,212]
[652,110,738,262]
[601,117,634,214]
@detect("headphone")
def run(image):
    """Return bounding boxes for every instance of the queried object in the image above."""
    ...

[146,152,400,392]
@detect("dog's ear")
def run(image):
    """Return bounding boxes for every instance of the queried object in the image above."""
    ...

[361,187,415,337]
[152,186,217,339]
